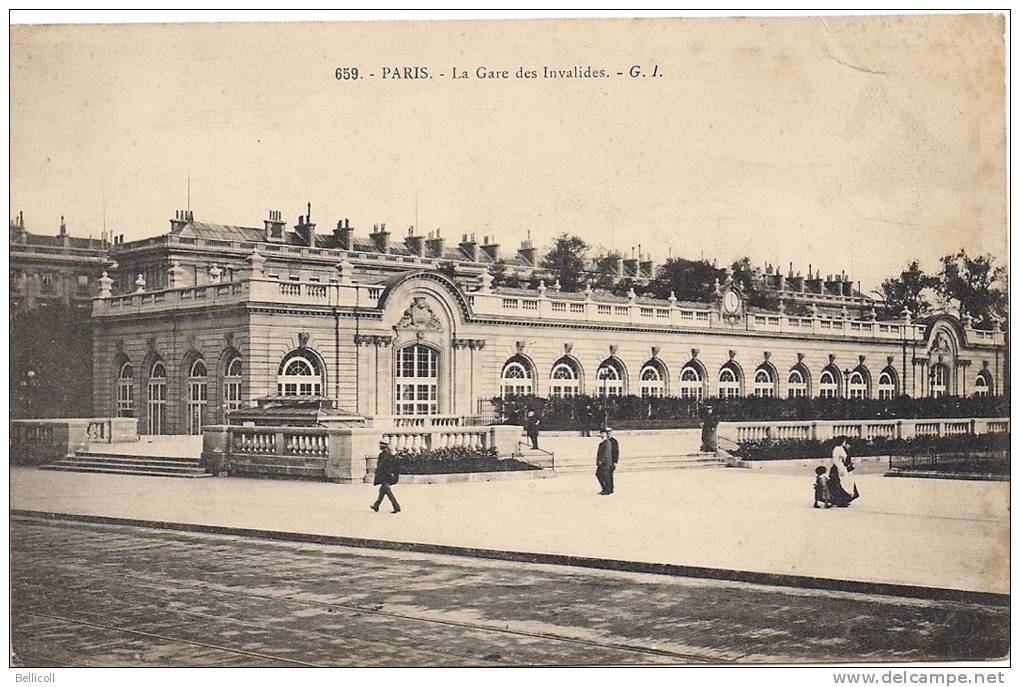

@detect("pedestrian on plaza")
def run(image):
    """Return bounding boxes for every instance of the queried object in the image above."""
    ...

[525,409,541,450]
[813,465,832,509]
[827,437,859,508]
[700,404,719,453]
[371,440,401,514]
[581,404,594,437]
[596,429,614,495]
[605,427,620,494]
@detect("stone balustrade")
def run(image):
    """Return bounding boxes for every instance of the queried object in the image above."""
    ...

[202,421,521,483]
[10,417,138,465]
[721,417,1009,444]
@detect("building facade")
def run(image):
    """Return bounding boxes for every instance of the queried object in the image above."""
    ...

[89,211,1008,435]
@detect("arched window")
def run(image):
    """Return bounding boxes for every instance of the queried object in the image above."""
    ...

[973,371,991,397]
[224,356,243,419]
[550,359,580,398]
[788,368,807,398]
[116,362,134,418]
[596,360,625,398]
[929,363,949,398]
[718,364,741,398]
[753,367,775,398]
[395,344,439,415]
[639,362,665,398]
[147,361,166,434]
[819,369,839,399]
[878,369,897,400]
[678,365,703,400]
[500,358,533,398]
[187,358,208,435]
[277,354,323,397]
[848,371,867,400]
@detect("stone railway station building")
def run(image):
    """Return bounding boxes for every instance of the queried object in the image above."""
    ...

[80,207,1007,435]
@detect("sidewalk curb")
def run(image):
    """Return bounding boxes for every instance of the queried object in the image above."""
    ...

[12,509,1008,607]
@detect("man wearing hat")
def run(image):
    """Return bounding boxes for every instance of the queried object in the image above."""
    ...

[371,439,401,514]
[595,429,614,495]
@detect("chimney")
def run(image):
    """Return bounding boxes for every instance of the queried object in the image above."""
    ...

[459,233,479,261]
[404,226,425,257]
[264,210,286,242]
[293,203,316,247]
[517,239,537,266]
[170,210,193,232]
[369,222,390,253]
[426,229,446,258]
[623,257,639,278]
[639,255,655,280]
[480,235,500,262]
[333,218,354,250]
[607,254,623,278]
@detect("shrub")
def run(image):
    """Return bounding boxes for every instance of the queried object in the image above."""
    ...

[734,432,1010,461]
[392,445,541,474]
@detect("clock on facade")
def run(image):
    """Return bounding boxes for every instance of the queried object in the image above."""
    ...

[723,289,741,315]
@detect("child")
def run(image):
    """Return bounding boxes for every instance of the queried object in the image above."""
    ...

[813,465,832,509]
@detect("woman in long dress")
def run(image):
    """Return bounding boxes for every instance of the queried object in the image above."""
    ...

[828,437,860,507]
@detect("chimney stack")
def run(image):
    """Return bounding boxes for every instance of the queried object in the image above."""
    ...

[404,226,425,257]
[264,210,286,242]
[333,218,354,250]
[638,254,655,280]
[370,222,391,253]
[459,233,479,261]
[170,209,193,232]
[480,235,500,262]
[293,203,316,247]
[517,239,537,266]
[426,229,446,258]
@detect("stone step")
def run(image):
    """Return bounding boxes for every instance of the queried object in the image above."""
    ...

[58,455,203,471]
[553,454,725,473]
[73,452,202,466]
[41,465,212,478]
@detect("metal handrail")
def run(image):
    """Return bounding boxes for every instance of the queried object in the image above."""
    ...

[515,440,555,470]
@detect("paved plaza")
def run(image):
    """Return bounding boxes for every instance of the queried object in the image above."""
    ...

[11,461,1009,595]
[10,516,1009,666]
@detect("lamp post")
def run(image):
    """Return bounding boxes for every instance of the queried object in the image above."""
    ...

[843,367,851,400]
[20,369,38,418]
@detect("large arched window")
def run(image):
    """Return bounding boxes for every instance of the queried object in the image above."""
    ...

[116,361,135,418]
[678,364,704,400]
[929,363,949,398]
[596,359,625,398]
[788,368,807,398]
[878,368,897,400]
[550,358,580,398]
[395,344,439,415]
[277,354,323,397]
[753,367,775,398]
[224,356,243,419]
[187,358,208,435]
[147,361,166,434]
[819,369,839,399]
[847,370,868,400]
[974,370,992,397]
[718,363,741,398]
[500,357,533,398]
[639,362,666,398]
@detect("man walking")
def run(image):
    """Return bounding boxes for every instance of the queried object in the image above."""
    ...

[596,429,614,495]
[371,440,401,514]
[524,410,541,450]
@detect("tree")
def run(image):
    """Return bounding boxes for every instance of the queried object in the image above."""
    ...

[730,257,780,310]
[876,260,937,319]
[10,304,94,418]
[935,250,1008,327]
[488,259,521,289]
[646,258,725,303]
[540,234,590,291]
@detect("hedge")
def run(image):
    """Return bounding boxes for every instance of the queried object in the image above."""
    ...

[393,445,541,474]
[733,432,1011,461]
[490,394,1009,430]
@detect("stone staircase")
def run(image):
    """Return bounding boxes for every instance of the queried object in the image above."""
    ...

[515,430,727,474]
[42,451,211,478]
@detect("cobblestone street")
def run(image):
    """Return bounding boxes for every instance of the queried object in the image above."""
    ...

[11,516,1009,666]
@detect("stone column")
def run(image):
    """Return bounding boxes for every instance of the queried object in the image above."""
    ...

[354,335,375,416]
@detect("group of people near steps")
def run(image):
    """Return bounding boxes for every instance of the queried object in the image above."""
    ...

[813,436,861,509]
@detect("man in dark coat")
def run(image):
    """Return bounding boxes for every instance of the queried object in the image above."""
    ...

[371,440,401,514]
[605,427,620,494]
[700,404,719,453]
[524,410,541,450]
[581,404,594,437]
[596,429,614,495]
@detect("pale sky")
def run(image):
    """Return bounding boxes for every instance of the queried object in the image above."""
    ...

[9,14,1008,292]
